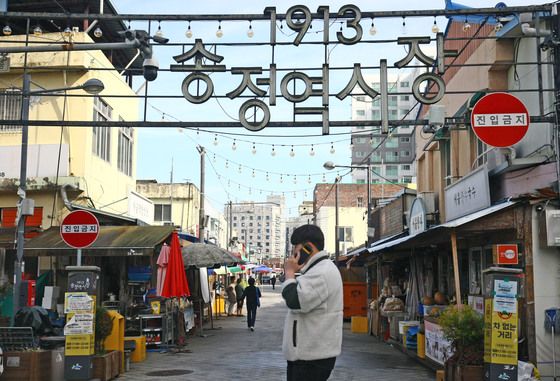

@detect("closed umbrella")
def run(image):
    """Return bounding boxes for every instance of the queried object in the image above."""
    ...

[161,232,191,298]
[156,243,169,296]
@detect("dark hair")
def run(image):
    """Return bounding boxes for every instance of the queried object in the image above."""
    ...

[236,278,242,284]
[248,277,255,285]
[290,224,324,251]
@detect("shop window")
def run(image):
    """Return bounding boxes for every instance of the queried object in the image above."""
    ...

[357,197,364,208]
[117,123,133,176]
[337,226,353,242]
[468,248,483,295]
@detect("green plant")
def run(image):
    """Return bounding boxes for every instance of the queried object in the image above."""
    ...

[95,306,114,354]
[438,305,484,365]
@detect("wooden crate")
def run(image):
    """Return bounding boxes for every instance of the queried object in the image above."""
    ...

[92,350,121,381]
[2,350,52,381]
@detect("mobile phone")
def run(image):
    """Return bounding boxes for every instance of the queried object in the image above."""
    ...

[296,243,313,265]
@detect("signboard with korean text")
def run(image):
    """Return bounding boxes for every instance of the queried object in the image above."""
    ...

[484,299,518,365]
[471,93,529,148]
[444,165,490,222]
[408,197,427,236]
[492,244,519,265]
[60,210,99,249]
[65,334,95,356]
[424,319,453,365]
[64,313,94,335]
[64,292,94,314]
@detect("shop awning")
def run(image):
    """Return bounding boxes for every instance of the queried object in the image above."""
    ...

[367,200,518,254]
[24,225,175,257]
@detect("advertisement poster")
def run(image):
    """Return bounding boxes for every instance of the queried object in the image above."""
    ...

[65,334,94,356]
[494,280,517,298]
[484,298,518,365]
[424,320,453,365]
[64,313,94,335]
[64,292,94,313]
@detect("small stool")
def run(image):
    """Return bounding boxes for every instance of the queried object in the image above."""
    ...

[125,336,146,363]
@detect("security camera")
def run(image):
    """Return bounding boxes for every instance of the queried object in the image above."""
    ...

[535,204,544,212]
[143,57,159,81]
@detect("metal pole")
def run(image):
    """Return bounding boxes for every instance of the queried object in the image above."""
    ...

[13,72,31,320]
[228,201,232,249]
[335,177,339,262]
[197,146,205,242]
[553,324,557,381]
[366,165,372,247]
[77,249,82,266]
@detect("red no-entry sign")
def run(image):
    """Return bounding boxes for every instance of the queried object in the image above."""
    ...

[60,210,100,249]
[471,92,529,148]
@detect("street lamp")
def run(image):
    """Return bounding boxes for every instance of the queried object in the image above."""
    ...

[13,73,105,319]
[323,161,374,255]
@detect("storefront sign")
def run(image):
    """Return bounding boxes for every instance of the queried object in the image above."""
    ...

[494,279,518,299]
[444,165,490,221]
[64,292,94,314]
[408,198,427,236]
[424,320,453,365]
[64,313,94,335]
[128,190,154,225]
[492,244,519,265]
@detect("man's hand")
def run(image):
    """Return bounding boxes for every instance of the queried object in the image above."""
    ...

[285,249,303,280]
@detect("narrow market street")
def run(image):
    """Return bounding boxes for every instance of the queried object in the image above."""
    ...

[121,285,434,381]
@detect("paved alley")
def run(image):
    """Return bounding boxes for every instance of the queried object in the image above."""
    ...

[120,286,435,381]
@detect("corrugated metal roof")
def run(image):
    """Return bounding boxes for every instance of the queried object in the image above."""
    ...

[25,225,174,256]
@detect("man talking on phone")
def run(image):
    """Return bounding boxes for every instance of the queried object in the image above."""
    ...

[281,224,343,381]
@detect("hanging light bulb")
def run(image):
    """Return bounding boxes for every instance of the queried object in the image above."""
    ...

[280,175,283,183]
[213,134,218,146]
[155,22,164,38]
[266,172,269,182]
[251,143,257,155]
[33,25,42,36]
[463,17,471,32]
[63,27,72,37]
[216,21,223,38]
[322,174,326,182]
[330,143,335,154]
[185,21,193,39]
[369,18,377,36]
[308,175,311,184]
[293,175,297,184]
[401,16,406,35]
[212,154,216,163]
[252,170,256,178]
[93,27,103,38]
[289,145,295,157]
[238,164,242,174]
[293,192,297,199]
[339,22,343,32]
[2,25,12,36]
[271,145,276,156]
[494,21,504,32]
[304,191,308,197]
[225,160,229,169]
[232,139,237,151]
[247,21,254,38]
[432,17,439,33]
[248,188,252,195]
[309,145,315,156]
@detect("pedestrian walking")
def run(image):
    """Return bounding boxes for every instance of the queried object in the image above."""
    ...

[281,224,343,381]
[226,276,237,317]
[235,277,245,316]
[242,277,261,331]
[271,274,277,290]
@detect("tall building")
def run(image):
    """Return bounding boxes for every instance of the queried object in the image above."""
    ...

[350,70,422,185]
[227,195,285,262]
[285,201,314,258]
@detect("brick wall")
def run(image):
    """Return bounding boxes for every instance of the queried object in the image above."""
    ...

[313,183,403,213]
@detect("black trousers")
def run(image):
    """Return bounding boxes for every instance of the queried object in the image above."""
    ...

[246,303,257,327]
[287,357,336,381]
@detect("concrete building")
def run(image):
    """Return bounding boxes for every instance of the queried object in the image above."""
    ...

[285,200,315,258]
[135,180,227,248]
[313,183,403,256]
[350,70,422,185]
[227,195,285,262]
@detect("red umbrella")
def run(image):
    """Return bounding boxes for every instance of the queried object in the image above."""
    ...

[161,232,191,298]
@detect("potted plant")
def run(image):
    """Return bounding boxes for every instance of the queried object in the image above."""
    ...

[438,305,484,381]
[93,307,120,381]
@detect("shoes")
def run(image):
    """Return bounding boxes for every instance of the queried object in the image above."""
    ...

[250,326,254,331]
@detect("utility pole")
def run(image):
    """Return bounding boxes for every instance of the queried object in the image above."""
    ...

[197,146,205,242]
[228,201,233,249]
[366,165,372,247]
[335,176,340,262]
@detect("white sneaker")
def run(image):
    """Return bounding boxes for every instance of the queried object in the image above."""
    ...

[250,327,254,331]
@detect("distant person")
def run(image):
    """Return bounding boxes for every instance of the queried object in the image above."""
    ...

[282,224,343,381]
[271,274,277,290]
[226,276,237,317]
[235,277,245,316]
[242,277,261,331]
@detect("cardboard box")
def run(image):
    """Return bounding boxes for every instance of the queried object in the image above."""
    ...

[2,350,52,381]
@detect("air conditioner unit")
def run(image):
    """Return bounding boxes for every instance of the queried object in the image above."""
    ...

[544,209,560,246]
